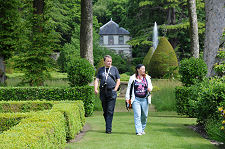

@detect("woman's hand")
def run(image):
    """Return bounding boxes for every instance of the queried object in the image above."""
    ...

[95,89,99,95]
[147,88,151,92]
[125,99,130,103]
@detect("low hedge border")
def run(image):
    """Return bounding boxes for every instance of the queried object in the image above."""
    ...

[52,101,85,140]
[0,113,27,134]
[0,100,53,113]
[0,86,95,116]
[0,111,67,148]
[0,100,85,148]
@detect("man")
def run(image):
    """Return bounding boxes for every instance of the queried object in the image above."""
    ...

[94,55,120,134]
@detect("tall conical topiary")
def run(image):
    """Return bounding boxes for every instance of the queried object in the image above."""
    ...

[143,47,154,73]
[148,37,178,78]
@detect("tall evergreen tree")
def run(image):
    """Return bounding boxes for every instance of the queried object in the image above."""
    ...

[0,0,22,85]
[14,0,59,86]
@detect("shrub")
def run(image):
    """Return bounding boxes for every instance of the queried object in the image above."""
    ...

[0,86,95,117]
[179,57,207,86]
[148,37,178,78]
[67,58,95,87]
[0,111,67,148]
[143,47,154,72]
[205,117,225,143]
[0,101,86,147]
[214,49,225,77]
[194,78,225,124]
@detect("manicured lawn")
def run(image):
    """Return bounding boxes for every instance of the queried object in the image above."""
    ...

[66,100,217,149]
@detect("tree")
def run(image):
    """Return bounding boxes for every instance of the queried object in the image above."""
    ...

[187,0,199,58]
[0,0,22,85]
[14,0,59,86]
[204,0,225,77]
[80,0,93,65]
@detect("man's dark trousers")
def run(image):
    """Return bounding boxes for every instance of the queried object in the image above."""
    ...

[100,90,117,133]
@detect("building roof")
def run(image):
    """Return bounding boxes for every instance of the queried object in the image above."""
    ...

[99,19,130,35]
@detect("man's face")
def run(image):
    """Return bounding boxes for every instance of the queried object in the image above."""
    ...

[104,57,112,68]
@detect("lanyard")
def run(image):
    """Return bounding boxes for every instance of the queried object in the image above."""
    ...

[137,75,147,86]
[105,66,111,81]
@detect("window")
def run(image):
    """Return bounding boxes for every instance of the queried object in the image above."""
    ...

[108,35,114,45]
[100,36,103,45]
[119,35,124,45]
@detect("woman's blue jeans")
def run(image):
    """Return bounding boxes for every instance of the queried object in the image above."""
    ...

[132,96,149,134]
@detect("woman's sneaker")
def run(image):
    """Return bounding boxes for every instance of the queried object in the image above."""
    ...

[136,133,142,136]
[142,131,146,135]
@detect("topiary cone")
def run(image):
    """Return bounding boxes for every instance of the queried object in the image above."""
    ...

[148,37,178,78]
[143,47,154,73]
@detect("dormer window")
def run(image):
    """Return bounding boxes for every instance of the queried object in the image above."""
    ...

[119,35,124,45]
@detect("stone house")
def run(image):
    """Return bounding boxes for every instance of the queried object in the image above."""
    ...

[99,19,132,57]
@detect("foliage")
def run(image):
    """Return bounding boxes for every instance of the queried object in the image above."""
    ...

[205,116,225,143]
[179,57,207,86]
[143,47,154,73]
[175,77,225,125]
[0,111,66,148]
[148,37,178,78]
[49,0,81,46]
[67,58,95,87]
[0,86,95,116]
[93,0,128,26]
[152,79,181,111]
[51,101,85,140]
[12,0,60,86]
[0,100,85,142]
[0,0,23,59]
[214,49,225,77]
[93,45,130,74]
[57,30,81,72]
[0,101,52,113]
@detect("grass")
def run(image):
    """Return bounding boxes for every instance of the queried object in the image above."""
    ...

[66,99,217,149]
[151,79,181,111]
[5,72,69,87]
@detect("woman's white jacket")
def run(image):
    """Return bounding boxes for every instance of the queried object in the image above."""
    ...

[125,74,153,104]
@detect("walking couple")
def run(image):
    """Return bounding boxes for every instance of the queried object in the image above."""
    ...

[94,55,153,135]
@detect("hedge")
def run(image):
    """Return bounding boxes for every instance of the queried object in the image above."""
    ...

[175,78,225,124]
[0,100,86,148]
[0,100,53,113]
[0,86,95,116]
[52,101,85,140]
[0,111,67,148]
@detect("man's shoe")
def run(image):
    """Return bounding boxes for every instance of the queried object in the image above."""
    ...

[142,131,146,135]
[106,131,111,134]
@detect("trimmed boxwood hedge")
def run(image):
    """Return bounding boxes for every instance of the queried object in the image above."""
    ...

[0,86,95,116]
[0,100,86,148]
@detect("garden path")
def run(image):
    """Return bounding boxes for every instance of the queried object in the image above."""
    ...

[66,100,218,149]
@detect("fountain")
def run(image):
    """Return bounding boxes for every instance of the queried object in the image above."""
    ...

[153,22,158,52]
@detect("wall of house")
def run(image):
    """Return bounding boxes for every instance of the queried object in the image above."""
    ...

[101,35,132,57]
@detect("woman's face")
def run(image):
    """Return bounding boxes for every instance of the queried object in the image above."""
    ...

[137,66,145,75]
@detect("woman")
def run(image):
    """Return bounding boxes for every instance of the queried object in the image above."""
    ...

[125,64,153,136]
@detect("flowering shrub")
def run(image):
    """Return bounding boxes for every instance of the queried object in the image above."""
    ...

[218,106,225,131]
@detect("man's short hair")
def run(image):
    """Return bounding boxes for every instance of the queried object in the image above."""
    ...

[104,55,112,61]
